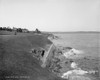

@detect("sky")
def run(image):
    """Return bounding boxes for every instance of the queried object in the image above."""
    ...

[0,0,100,31]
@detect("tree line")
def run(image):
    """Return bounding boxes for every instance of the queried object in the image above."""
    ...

[0,27,29,33]
[0,27,42,34]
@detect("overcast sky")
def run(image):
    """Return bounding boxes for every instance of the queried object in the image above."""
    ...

[0,0,100,31]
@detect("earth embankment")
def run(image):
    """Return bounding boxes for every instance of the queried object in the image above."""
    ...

[0,34,64,80]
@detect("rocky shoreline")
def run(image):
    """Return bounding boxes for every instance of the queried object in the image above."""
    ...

[47,34,100,80]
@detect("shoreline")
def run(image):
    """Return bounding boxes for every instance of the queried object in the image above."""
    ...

[47,34,100,80]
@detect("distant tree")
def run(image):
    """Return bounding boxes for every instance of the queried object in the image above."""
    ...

[0,27,2,30]
[17,28,22,32]
[2,27,7,31]
[35,28,41,34]
[6,27,12,31]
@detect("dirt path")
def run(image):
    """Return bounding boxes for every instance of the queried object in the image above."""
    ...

[41,44,54,67]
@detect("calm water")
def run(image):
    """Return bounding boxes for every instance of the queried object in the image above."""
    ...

[52,32,100,57]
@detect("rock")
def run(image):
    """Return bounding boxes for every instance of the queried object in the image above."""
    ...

[69,75,91,80]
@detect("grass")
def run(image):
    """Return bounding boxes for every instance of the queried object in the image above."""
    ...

[0,33,65,80]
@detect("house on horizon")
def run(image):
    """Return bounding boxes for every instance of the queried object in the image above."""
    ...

[22,29,29,33]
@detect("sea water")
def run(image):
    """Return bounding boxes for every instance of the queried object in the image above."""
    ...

[52,32,100,58]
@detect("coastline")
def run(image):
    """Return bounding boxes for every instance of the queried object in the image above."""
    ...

[47,33,100,80]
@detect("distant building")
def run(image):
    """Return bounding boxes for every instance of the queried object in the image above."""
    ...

[13,27,29,33]
[22,29,29,33]
[13,27,17,31]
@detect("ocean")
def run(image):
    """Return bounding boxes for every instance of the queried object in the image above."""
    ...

[52,32,100,58]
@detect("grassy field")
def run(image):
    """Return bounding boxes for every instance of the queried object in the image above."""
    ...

[0,32,65,80]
